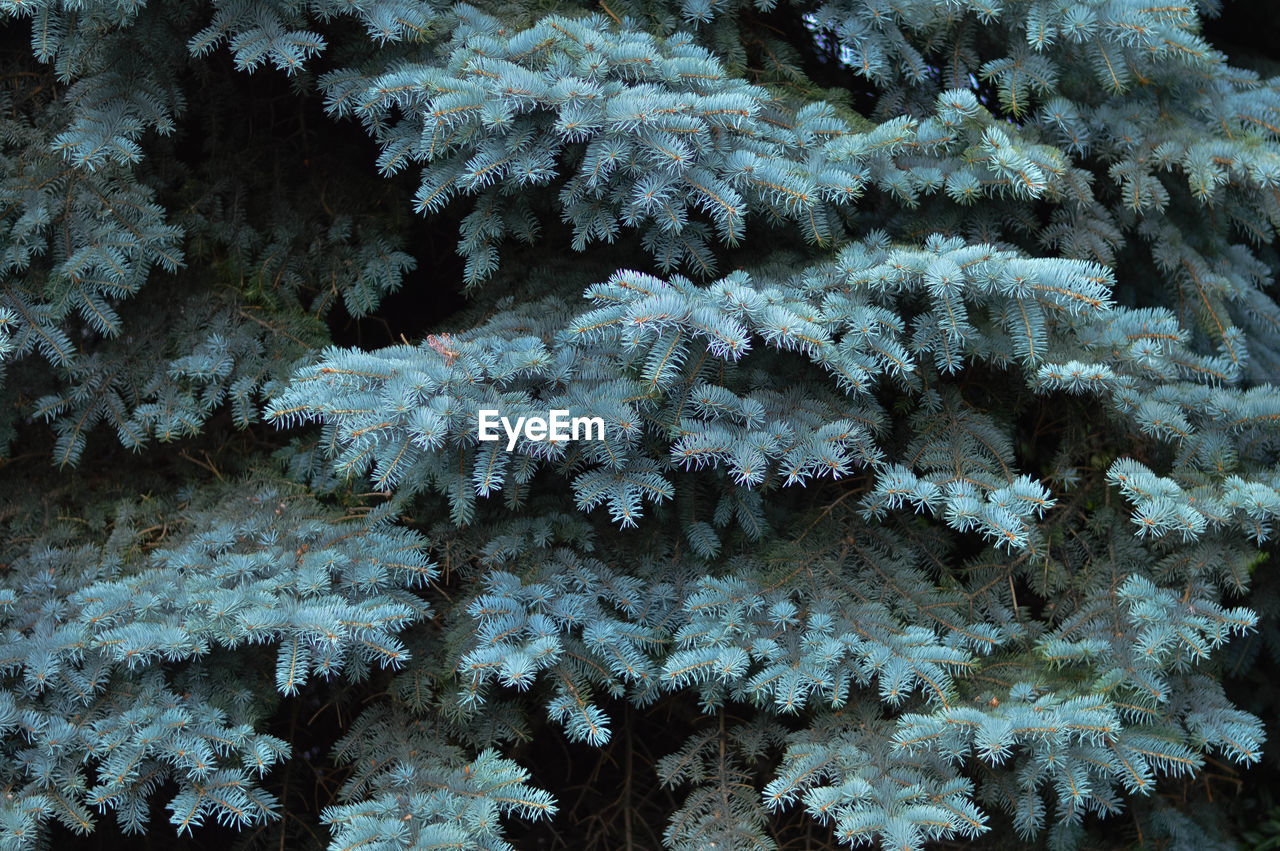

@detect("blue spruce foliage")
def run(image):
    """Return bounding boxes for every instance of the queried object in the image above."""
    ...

[0,0,1276,848]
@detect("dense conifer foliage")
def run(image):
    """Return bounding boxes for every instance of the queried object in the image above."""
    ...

[0,0,1277,848]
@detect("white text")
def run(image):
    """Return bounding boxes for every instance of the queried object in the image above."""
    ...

[477,409,606,451]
